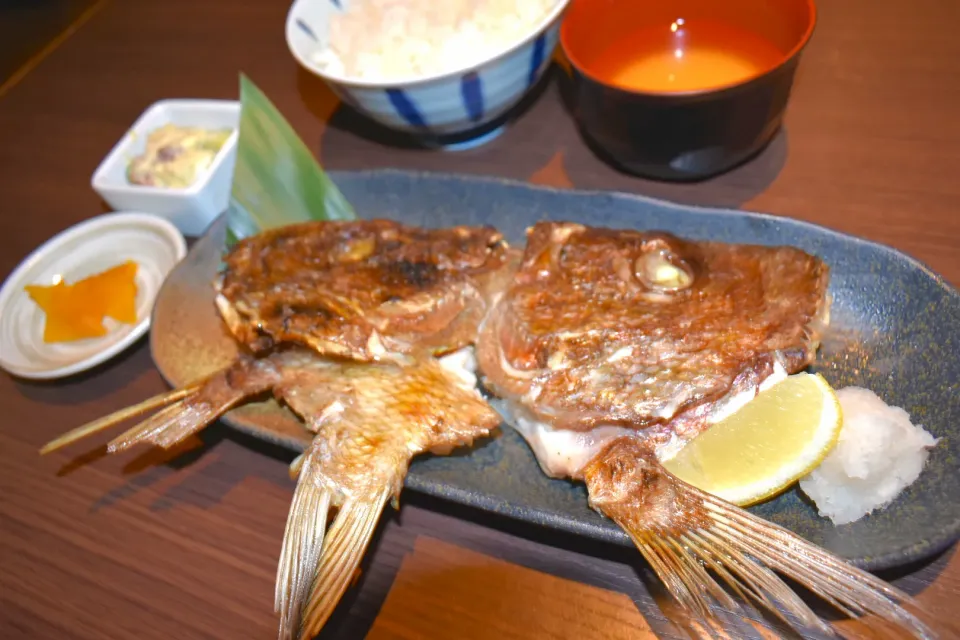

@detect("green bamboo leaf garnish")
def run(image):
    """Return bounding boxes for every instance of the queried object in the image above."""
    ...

[226,73,356,245]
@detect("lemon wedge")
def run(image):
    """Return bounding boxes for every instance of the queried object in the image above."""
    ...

[662,372,842,507]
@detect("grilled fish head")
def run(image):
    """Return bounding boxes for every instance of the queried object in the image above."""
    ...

[478,221,831,433]
[216,219,516,362]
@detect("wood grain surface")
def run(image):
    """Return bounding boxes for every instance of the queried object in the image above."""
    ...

[1,0,958,638]
[0,0,103,88]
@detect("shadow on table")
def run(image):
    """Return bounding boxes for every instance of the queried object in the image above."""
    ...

[305,64,573,190]
[311,491,809,640]
[394,490,953,637]
[14,335,155,403]
[304,60,788,212]
[305,61,558,152]
[53,418,297,513]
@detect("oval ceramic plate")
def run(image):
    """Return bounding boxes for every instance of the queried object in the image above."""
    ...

[0,212,187,380]
[150,170,960,571]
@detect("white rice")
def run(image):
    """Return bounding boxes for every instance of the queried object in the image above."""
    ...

[799,387,940,525]
[312,0,558,81]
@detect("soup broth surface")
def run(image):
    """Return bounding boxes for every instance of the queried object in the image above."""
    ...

[594,19,784,93]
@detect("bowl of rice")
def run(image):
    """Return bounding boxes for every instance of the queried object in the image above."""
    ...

[285,0,571,150]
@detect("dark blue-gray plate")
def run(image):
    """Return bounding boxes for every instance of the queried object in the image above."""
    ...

[149,170,960,572]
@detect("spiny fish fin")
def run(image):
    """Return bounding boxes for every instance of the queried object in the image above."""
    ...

[39,385,200,455]
[107,386,246,453]
[585,438,935,640]
[276,452,331,640]
[44,357,280,455]
[298,484,392,638]
[697,494,934,638]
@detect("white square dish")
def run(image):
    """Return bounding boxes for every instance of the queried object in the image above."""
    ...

[91,99,240,236]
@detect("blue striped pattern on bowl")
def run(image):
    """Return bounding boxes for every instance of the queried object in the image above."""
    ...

[286,0,568,143]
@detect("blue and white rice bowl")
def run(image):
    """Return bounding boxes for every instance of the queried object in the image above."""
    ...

[285,0,570,150]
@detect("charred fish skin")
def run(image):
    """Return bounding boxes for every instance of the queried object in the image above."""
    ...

[479,221,934,639]
[216,219,513,361]
[478,221,831,434]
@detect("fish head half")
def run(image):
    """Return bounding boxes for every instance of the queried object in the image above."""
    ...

[478,221,831,444]
[215,219,518,362]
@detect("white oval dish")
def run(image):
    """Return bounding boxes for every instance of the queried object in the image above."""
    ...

[0,212,187,380]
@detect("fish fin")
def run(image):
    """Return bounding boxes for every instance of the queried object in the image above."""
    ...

[39,385,200,454]
[106,389,244,453]
[275,451,332,640]
[267,355,501,639]
[42,356,281,456]
[298,483,393,639]
[584,438,935,640]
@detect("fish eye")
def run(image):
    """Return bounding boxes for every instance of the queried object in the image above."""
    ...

[635,249,694,292]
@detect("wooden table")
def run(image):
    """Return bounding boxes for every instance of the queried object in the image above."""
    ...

[1,0,958,638]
